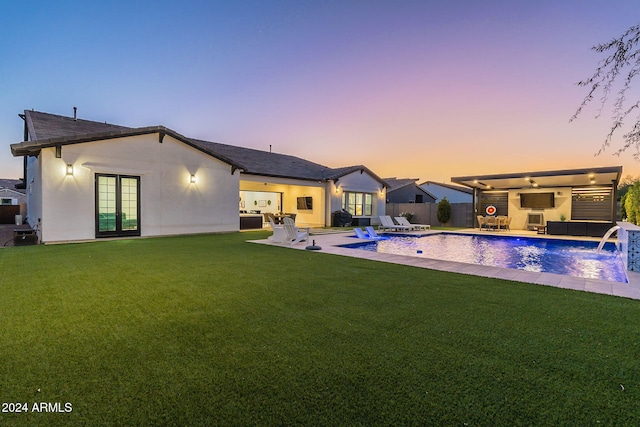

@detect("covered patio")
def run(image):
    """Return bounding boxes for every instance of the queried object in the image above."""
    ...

[451,166,622,235]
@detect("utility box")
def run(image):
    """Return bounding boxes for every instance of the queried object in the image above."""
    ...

[13,229,37,246]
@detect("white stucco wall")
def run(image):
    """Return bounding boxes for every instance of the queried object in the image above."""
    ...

[37,134,240,243]
[507,187,572,230]
[328,171,386,225]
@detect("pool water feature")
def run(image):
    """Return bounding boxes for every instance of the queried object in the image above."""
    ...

[342,233,628,283]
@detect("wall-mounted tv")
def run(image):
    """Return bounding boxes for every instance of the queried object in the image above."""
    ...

[520,192,554,209]
[296,196,313,210]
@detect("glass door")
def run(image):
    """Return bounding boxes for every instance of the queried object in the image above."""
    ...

[96,174,140,237]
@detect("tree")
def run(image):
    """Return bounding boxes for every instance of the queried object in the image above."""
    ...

[571,22,640,158]
[437,197,451,225]
[625,181,640,224]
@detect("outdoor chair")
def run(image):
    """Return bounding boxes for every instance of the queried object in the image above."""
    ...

[354,228,368,239]
[484,216,498,230]
[365,226,382,239]
[268,217,287,243]
[378,215,411,231]
[395,216,430,230]
[497,216,510,231]
[283,217,309,245]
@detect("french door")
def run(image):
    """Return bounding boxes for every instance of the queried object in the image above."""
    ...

[95,174,140,237]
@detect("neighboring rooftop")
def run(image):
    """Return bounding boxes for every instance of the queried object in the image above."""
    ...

[420,181,473,194]
[0,179,25,194]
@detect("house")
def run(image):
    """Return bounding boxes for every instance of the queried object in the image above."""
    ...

[0,179,26,205]
[419,181,473,203]
[451,166,622,235]
[385,178,436,203]
[0,179,26,224]
[10,110,387,243]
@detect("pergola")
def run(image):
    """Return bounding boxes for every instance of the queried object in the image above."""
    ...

[451,166,623,226]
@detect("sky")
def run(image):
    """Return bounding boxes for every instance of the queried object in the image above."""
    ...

[1,0,639,184]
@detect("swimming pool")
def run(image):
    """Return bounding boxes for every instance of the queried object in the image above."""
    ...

[341,233,628,283]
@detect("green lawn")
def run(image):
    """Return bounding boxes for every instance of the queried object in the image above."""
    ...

[1,231,639,425]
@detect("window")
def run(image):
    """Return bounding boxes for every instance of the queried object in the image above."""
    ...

[342,192,373,216]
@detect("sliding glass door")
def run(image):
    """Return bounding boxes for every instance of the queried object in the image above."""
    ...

[96,174,140,237]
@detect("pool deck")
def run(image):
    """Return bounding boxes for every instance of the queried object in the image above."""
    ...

[250,228,640,301]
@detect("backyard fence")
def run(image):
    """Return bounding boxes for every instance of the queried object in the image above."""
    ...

[386,202,473,228]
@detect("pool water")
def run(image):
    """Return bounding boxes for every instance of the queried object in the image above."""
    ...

[341,233,628,283]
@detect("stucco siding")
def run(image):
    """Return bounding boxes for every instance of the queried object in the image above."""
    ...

[330,171,385,223]
[38,134,239,242]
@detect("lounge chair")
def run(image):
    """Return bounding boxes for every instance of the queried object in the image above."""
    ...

[268,218,287,243]
[354,228,369,239]
[395,216,430,230]
[283,217,309,245]
[378,215,411,231]
[365,226,382,239]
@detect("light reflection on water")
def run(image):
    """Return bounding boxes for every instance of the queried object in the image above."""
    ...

[345,233,628,283]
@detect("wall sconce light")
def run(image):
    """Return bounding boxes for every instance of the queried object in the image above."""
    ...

[335,186,340,194]
[190,174,196,184]
[66,164,74,176]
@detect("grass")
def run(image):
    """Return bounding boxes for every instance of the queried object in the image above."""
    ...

[1,231,640,425]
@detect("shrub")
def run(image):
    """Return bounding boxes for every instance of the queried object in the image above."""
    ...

[437,198,451,225]
[400,211,414,223]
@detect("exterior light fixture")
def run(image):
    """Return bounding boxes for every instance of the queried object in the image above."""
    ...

[66,164,73,175]
[190,174,196,184]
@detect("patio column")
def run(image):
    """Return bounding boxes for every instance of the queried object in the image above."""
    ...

[473,187,479,228]
[611,180,617,223]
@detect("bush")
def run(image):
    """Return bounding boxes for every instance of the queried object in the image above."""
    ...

[400,211,414,223]
[437,198,451,225]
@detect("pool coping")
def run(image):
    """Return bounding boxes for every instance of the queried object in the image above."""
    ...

[249,228,640,301]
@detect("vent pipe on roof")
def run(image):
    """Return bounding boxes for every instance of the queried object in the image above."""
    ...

[73,107,77,121]
[269,144,272,153]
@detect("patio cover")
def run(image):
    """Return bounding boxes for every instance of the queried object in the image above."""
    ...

[450,166,622,190]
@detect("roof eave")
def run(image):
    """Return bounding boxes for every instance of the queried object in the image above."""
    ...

[10,126,246,172]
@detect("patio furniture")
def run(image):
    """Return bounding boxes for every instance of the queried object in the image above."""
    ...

[484,216,498,230]
[378,215,412,231]
[365,226,382,239]
[477,215,486,230]
[283,217,309,245]
[498,216,511,231]
[268,218,287,243]
[354,228,368,239]
[395,216,430,230]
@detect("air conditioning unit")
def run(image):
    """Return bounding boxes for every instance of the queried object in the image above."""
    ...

[527,213,544,230]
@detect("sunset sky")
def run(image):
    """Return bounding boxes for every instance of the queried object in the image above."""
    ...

[1,1,639,184]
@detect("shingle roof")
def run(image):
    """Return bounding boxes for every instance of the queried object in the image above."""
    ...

[22,110,130,140]
[384,177,419,191]
[384,177,436,199]
[0,179,25,193]
[11,110,387,186]
[189,139,334,180]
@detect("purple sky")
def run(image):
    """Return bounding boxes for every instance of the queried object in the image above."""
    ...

[1,1,639,183]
